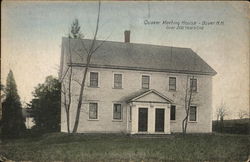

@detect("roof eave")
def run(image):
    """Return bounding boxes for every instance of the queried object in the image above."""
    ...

[69,63,217,76]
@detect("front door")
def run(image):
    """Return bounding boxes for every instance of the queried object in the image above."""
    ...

[138,108,148,132]
[155,108,165,132]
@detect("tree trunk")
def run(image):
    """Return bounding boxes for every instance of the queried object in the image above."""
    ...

[182,76,194,134]
[72,64,89,133]
[72,1,101,133]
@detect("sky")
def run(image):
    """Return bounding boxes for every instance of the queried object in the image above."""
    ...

[1,1,249,119]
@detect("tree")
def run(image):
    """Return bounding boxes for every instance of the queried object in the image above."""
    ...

[216,102,229,132]
[61,1,103,133]
[61,18,84,133]
[30,76,61,133]
[238,110,249,119]
[0,84,5,120]
[0,84,4,98]
[69,19,83,39]
[72,1,102,133]
[61,20,76,133]
[1,70,26,138]
[182,76,195,134]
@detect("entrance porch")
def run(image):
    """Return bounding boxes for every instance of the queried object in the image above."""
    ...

[127,89,173,134]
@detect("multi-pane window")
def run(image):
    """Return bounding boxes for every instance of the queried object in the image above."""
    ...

[89,103,98,119]
[142,75,150,89]
[90,72,98,87]
[189,106,197,121]
[170,105,176,120]
[190,78,197,92]
[169,77,176,91]
[114,74,122,89]
[113,104,122,120]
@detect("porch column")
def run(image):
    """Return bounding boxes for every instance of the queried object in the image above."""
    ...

[131,104,138,134]
[164,104,171,134]
[148,105,155,133]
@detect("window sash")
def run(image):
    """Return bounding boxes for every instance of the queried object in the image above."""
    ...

[189,106,197,121]
[89,103,98,119]
[114,74,122,88]
[170,105,176,120]
[113,104,122,120]
[90,72,98,87]
[190,78,197,92]
[142,75,150,89]
[169,77,176,90]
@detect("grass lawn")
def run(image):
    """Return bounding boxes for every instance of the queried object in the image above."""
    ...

[0,133,249,162]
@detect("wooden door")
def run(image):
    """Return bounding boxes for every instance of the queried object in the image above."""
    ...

[138,108,148,132]
[155,108,165,132]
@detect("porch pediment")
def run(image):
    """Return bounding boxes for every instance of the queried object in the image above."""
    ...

[127,89,173,104]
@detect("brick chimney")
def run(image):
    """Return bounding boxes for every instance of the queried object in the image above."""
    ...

[124,30,130,43]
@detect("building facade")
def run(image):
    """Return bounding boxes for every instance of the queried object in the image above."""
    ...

[59,31,216,134]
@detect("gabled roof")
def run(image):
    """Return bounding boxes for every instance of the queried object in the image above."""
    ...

[125,89,173,104]
[60,37,217,78]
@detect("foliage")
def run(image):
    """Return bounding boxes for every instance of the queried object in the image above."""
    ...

[1,133,249,161]
[0,84,5,99]
[69,19,83,39]
[29,76,61,133]
[1,70,26,138]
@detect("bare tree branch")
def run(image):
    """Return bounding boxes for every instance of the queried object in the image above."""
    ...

[80,39,90,55]
[72,78,82,86]
[73,48,84,61]
[72,0,101,133]
[182,75,194,134]
[91,33,112,55]
[60,66,70,82]
[238,110,249,119]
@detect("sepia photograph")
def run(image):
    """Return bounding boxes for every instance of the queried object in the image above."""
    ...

[1,1,249,161]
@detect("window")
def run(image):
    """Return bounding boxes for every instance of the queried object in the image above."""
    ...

[90,72,98,87]
[170,105,176,120]
[169,77,176,91]
[89,103,98,119]
[189,106,197,121]
[114,74,122,89]
[142,75,150,89]
[113,104,122,120]
[190,78,197,92]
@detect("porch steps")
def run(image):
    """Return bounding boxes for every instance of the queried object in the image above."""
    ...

[130,134,174,139]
